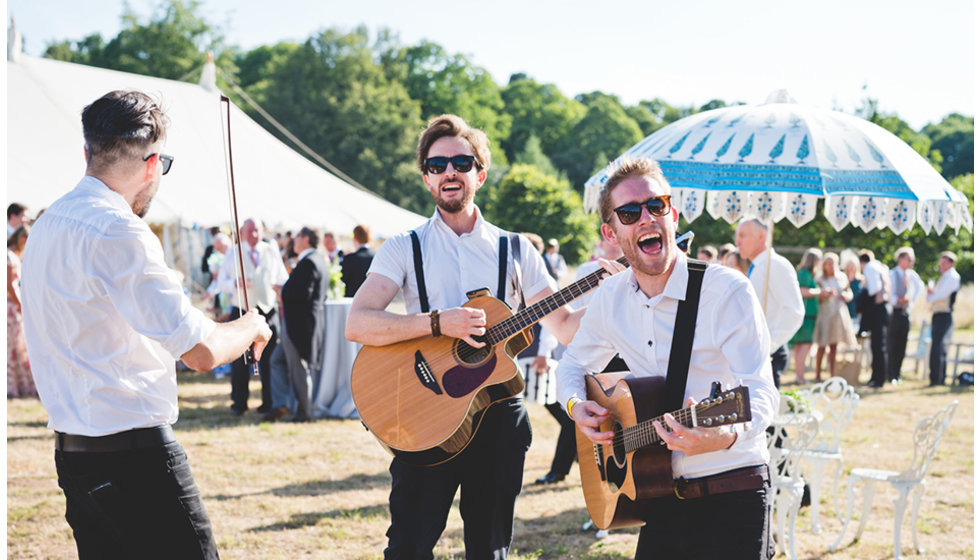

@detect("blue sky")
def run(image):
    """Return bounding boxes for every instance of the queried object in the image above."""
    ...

[5,0,974,129]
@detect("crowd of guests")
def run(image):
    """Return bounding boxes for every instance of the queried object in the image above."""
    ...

[8,203,36,398]
[197,220,376,421]
[696,237,962,387]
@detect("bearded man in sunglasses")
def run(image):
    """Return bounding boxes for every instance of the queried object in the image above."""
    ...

[20,90,272,560]
[347,114,623,559]
[556,158,778,559]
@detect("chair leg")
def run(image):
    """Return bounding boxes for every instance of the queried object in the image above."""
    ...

[892,484,912,560]
[774,489,787,556]
[854,480,877,541]
[831,458,844,520]
[788,491,803,560]
[830,475,858,552]
[910,483,926,554]
[808,458,827,534]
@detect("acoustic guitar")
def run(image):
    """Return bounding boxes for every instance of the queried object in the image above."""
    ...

[351,257,630,466]
[577,373,751,529]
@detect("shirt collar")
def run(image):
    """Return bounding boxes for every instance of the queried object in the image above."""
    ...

[80,175,133,215]
[626,251,689,304]
[431,206,485,237]
[297,248,315,261]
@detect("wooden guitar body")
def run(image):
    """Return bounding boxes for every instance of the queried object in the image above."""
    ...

[351,289,531,466]
[576,373,672,529]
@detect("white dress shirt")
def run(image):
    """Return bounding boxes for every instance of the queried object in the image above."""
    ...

[748,249,805,352]
[863,260,890,303]
[926,268,961,313]
[368,207,555,313]
[218,238,289,313]
[556,255,778,479]
[889,266,924,309]
[21,177,216,436]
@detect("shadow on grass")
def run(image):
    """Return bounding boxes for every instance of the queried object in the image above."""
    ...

[6,420,48,428]
[211,472,390,501]
[249,503,388,532]
[7,434,52,443]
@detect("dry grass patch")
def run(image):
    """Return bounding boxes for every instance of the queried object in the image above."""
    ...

[7,367,973,559]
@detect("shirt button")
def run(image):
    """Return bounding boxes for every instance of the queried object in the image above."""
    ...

[648,340,653,347]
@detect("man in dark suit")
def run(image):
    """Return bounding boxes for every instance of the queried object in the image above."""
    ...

[341,224,375,297]
[281,227,331,422]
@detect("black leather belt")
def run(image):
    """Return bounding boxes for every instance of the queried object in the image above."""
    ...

[55,426,176,453]
[673,465,769,500]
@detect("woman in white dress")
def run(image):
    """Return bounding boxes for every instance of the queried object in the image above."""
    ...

[813,252,857,380]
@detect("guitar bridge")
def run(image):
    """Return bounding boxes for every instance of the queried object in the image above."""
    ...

[593,444,607,481]
[414,350,443,395]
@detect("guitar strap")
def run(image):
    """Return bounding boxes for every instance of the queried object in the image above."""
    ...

[409,229,520,313]
[661,258,708,415]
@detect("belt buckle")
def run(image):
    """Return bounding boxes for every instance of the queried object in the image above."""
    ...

[673,478,687,500]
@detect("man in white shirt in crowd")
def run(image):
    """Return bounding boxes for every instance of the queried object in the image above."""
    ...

[543,238,568,280]
[7,202,27,238]
[21,90,272,559]
[735,218,805,388]
[859,249,891,387]
[886,247,924,384]
[558,158,777,559]
[925,251,961,387]
[219,217,289,416]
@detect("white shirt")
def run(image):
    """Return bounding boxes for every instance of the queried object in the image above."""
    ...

[218,238,288,313]
[368,207,555,313]
[863,260,890,302]
[556,255,778,479]
[927,268,961,313]
[21,177,216,436]
[889,266,924,309]
[748,249,805,351]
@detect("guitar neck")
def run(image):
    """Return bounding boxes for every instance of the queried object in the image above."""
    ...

[487,256,630,344]
[620,407,698,454]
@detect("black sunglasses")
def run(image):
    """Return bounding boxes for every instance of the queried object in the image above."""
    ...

[144,153,175,175]
[423,154,479,175]
[612,195,672,225]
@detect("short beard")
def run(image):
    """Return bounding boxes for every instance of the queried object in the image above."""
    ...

[431,190,473,214]
[132,182,158,219]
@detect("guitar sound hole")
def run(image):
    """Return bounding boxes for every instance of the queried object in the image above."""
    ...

[611,422,626,465]
[454,335,492,365]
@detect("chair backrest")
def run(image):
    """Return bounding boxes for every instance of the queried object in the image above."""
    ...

[898,401,958,481]
[515,356,558,406]
[799,377,860,453]
[768,395,821,482]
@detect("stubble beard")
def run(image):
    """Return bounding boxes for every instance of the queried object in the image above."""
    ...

[132,181,159,219]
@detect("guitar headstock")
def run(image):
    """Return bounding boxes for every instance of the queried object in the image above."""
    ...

[694,385,751,427]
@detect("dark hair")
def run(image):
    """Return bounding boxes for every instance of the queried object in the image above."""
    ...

[858,249,874,264]
[298,227,321,249]
[7,203,25,220]
[353,225,371,244]
[598,158,669,223]
[416,114,491,173]
[82,90,168,171]
[7,224,30,249]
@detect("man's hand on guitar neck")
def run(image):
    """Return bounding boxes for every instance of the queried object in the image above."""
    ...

[653,397,738,456]
[439,306,488,348]
[569,400,614,446]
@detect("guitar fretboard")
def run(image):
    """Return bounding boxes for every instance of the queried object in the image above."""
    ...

[619,407,698,454]
[485,256,630,346]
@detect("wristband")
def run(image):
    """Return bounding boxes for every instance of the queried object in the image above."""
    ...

[567,397,583,417]
[430,309,441,337]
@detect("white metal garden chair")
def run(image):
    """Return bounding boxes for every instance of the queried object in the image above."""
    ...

[829,401,957,559]
[768,395,820,560]
[797,376,860,533]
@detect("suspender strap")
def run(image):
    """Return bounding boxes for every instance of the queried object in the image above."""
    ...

[509,233,525,310]
[497,235,509,302]
[410,230,429,313]
[662,258,709,414]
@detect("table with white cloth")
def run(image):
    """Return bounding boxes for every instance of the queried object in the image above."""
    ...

[311,298,361,419]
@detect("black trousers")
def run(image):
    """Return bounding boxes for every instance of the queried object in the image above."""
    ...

[229,306,279,412]
[385,398,532,560]
[769,345,788,389]
[867,303,890,386]
[886,309,910,381]
[635,486,773,559]
[543,401,578,477]
[929,312,953,386]
[55,441,219,560]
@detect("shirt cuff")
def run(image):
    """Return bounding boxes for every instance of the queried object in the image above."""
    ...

[160,308,217,358]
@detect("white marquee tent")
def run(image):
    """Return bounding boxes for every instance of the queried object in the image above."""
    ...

[7,47,426,286]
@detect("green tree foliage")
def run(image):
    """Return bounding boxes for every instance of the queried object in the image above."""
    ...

[513,135,560,177]
[483,164,598,264]
[44,0,226,81]
[235,28,426,213]
[923,114,974,179]
[500,76,586,163]
[552,93,644,190]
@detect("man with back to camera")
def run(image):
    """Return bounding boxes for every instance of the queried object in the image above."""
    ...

[346,114,622,559]
[925,251,961,386]
[886,247,924,383]
[20,90,272,559]
[557,158,778,559]
[341,224,376,297]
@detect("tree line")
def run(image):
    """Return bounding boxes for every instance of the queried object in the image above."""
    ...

[41,0,974,278]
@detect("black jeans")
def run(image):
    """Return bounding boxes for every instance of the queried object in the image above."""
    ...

[635,486,774,559]
[230,305,279,412]
[543,402,578,477]
[887,309,910,381]
[55,441,219,560]
[384,398,532,560]
[769,345,788,389]
[929,312,953,385]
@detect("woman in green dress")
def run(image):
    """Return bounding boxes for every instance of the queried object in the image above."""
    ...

[791,248,822,384]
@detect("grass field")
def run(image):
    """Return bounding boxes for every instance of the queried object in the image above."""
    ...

[7,352,973,559]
